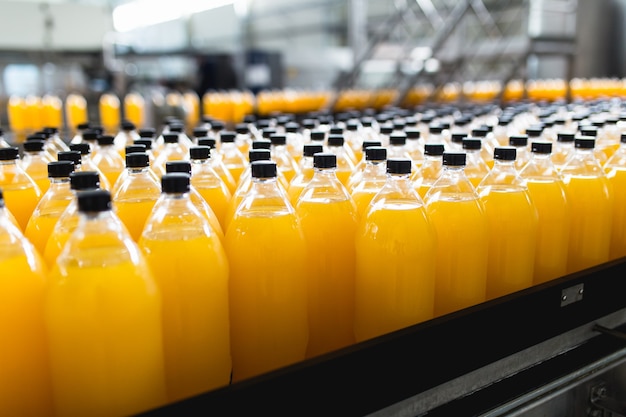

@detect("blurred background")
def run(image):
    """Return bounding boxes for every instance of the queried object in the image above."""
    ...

[0,0,624,137]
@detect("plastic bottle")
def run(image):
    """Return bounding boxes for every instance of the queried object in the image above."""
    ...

[552,132,576,171]
[168,122,194,151]
[471,127,496,169]
[98,92,121,135]
[461,137,490,188]
[295,153,358,357]
[0,127,11,148]
[24,161,75,256]
[57,150,82,171]
[69,122,91,145]
[218,131,249,185]
[604,133,626,260]
[561,137,614,273]
[189,146,232,231]
[197,137,237,194]
[42,127,70,157]
[270,133,300,185]
[355,158,437,341]
[92,134,125,187]
[43,171,101,266]
[44,189,167,417]
[350,146,388,217]
[477,147,538,300]
[519,141,571,283]
[81,129,101,158]
[114,120,141,157]
[0,147,42,231]
[112,152,161,242]
[0,188,54,417]
[326,133,356,188]
[285,121,304,164]
[343,120,363,163]
[235,123,253,156]
[509,134,531,170]
[405,127,425,167]
[139,173,230,402]
[413,143,445,199]
[21,138,54,194]
[65,93,88,135]
[425,152,488,316]
[68,142,111,190]
[288,143,324,205]
[152,133,188,180]
[225,160,308,381]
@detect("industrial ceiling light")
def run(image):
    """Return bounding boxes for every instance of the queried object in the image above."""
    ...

[113,0,235,32]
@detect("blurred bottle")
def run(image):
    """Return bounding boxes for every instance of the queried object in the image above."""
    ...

[92,135,125,187]
[153,133,188,180]
[69,122,91,145]
[65,93,88,135]
[270,133,300,185]
[326,134,356,188]
[68,142,111,191]
[0,147,42,231]
[124,91,145,129]
[98,92,121,135]
[21,138,54,195]
[347,140,383,191]
[219,131,248,185]
[604,133,626,260]
[114,120,141,157]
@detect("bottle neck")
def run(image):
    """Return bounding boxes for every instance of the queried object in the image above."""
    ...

[49,177,71,186]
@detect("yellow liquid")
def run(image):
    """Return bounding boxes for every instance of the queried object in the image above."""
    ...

[287,167,314,206]
[34,177,50,196]
[526,180,570,284]
[65,94,88,132]
[194,185,231,231]
[115,199,158,242]
[297,198,357,358]
[1,184,42,232]
[140,233,230,402]
[607,169,626,260]
[564,176,613,273]
[354,204,437,342]
[45,259,167,417]
[99,93,121,134]
[0,248,54,417]
[225,212,308,382]
[426,198,488,316]
[480,190,537,300]
[44,230,70,267]
[25,213,64,257]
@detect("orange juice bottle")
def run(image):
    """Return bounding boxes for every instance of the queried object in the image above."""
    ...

[509,135,531,171]
[561,137,613,273]
[7,95,28,139]
[112,144,156,193]
[355,158,437,342]
[235,123,253,156]
[65,93,88,134]
[81,129,101,158]
[92,135,126,187]
[0,189,54,417]
[25,95,44,133]
[42,94,63,134]
[139,173,230,402]
[68,142,111,191]
[57,150,82,171]
[350,146,388,217]
[44,189,167,417]
[225,160,308,382]
[43,127,70,157]
[189,146,232,231]
[285,121,305,164]
[270,133,300,185]
[288,143,324,205]
[425,152,488,316]
[218,131,248,184]
[413,143,444,199]
[519,141,570,284]
[98,92,121,135]
[552,132,576,171]
[124,92,145,129]
[347,140,383,191]
[405,128,425,168]
[114,120,140,157]
[197,137,237,194]
[134,139,157,170]
[113,152,161,242]
[21,138,54,195]
[295,153,357,357]
[462,137,490,188]
[168,122,194,151]
[24,161,75,256]
[604,133,626,260]
[471,127,496,169]
[326,134,356,188]
[153,133,188,180]
[43,171,101,266]
[0,147,42,231]
[477,147,538,300]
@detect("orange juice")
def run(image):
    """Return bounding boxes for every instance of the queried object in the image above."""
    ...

[0,148,42,231]
[218,132,248,184]
[124,92,145,128]
[99,92,121,134]
[65,93,88,133]
[42,94,63,129]
[413,144,444,199]
[287,144,322,206]
[115,199,158,242]
[92,136,125,187]
[606,167,626,259]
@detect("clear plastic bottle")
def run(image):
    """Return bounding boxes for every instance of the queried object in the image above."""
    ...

[219,131,249,185]
[296,153,358,357]
[477,146,538,300]
[153,133,188,180]
[355,158,437,341]
[288,143,323,206]
[471,127,496,169]
[509,134,531,171]
[561,136,613,273]
[425,152,488,316]
[42,126,70,158]
[0,147,42,231]
[167,121,194,152]
[24,161,75,256]
[270,133,300,185]
[462,137,491,188]
[225,160,308,382]
[285,121,305,164]
[552,132,576,172]
[235,123,253,156]
[604,133,626,260]
[44,189,167,417]
[113,152,161,242]
[21,138,54,194]
[519,141,570,283]
[350,146,388,217]
[343,120,363,163]
[139,173,231,402]
[92,134,125,187]
[405,127,425,168]
[68,142,111,190]
[347,140,383,191]
[81,129,101,158]
[197,137,237,194]
[113,120,141,157]
[326,133,356,188]
[413,143,444,199]
[69,122,91,145]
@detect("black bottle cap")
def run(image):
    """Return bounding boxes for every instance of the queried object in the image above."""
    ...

[169,123,184,133]
[285,122,299,133]
[48,160,75,178]
[494,146,517,161]
[77,122,91,130]
[424,143,445,156]
[125,144,146,155]
[390,133,407,145]
[251,160,278,178]
[82,130,99,141]
[23,139,46,152]
[248,149,272,162]
[557,132,575,142]
[161,173,190,194]
[575,136,595,149]
[43,127,59,135]
[360,117,373,128]
[270,134,287,146]
[525,127,543,137]
[443,152,466,166]
[314,153,337,169]
[121,120,136,131]
[256,119,271,130]
[26,133,47,142]
[379,125,394,135]
[165,160,192,174]
[509,135,528,147]
[531,141,552,154]
[57,151,82,166]
[462,138,482,150]
[91,125,104,135]
[125,152,149,168]
[393,120,406,130]
[302,119,317,129]
[77,189,111,213]
[235,124,249,134]
[221,131,236,143]
[621,133,626,144]
[365,146,387,161]
[197,137,216,149]
[252,139,271,150]
[362,140,382,151]
[163,133,179,144]
[579,126,598,137]
[386,158,412,174]
[189,146,211,160]
[133,139,153,150]
[193,128,209,138]
[0,147,19,160]
[261,128,277,139]
[36,130,51,139]
[451,133,468,144]
[70,143,91,155]
[327,134,344,147]
[405,128,420,139]
[329,126,343,135]
[591,120,605,128]
[429,125,444,134]
[345,121,359,132]
[0,189,4,207]
[310,130,326,141]
[303,144,324,158]
[97,135,115,146]
[70,171,100,190]
[243,114,256,124]
[471,128,488,138]
[138,128,156,138]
